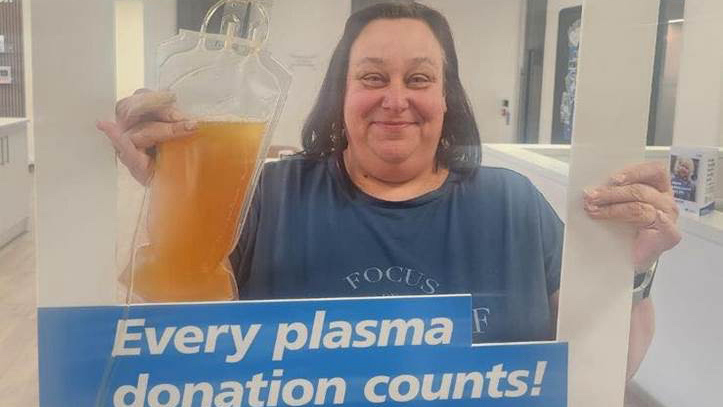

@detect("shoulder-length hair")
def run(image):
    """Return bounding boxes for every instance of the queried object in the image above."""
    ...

[300,1,481,172]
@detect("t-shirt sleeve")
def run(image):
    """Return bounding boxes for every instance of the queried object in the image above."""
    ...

[533,187,564,296]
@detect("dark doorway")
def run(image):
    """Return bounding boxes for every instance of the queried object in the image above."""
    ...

[517,0,548,144]
[647,0,685,146]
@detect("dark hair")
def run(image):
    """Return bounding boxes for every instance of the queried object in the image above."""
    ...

[300,1,481,172]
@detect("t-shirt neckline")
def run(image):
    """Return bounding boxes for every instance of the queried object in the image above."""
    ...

[327,154,460,208]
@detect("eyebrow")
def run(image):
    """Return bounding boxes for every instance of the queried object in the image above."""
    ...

[354,57,438,68]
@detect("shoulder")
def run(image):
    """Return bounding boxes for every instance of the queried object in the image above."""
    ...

[257,156,330,188]
[461,165,538,198]
[260,156,326,178]
[457,166,560,223]
[254,156,340,205]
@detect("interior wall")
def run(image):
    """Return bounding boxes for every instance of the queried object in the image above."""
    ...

[264,0,350,148]
[672,0,723,147]
[423,0,526,144]
[539,0,583,144]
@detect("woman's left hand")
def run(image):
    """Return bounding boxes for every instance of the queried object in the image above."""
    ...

[583,162,682,269]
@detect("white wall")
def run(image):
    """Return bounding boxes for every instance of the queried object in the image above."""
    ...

[423,0,526,144]
[115,0,145,98]
[265,0,350,148]
[539,0,583,144]
[672,0,723,148]
[32,0,117,307]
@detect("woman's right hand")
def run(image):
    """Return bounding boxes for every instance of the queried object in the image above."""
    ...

[96,88,198,185]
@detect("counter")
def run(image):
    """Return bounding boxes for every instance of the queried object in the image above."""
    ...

[0,117,30,248]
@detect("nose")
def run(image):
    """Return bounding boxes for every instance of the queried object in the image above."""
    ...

[381,83,409,112]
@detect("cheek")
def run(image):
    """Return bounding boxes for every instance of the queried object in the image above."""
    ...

[344,89,380,124]
[415,93,447,127]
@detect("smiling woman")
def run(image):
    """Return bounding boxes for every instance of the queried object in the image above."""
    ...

[226,2,564,345]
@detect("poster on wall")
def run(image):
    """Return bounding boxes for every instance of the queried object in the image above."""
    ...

[551,6,582,144]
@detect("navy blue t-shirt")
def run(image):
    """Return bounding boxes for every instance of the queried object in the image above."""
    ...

[230,156,564,343]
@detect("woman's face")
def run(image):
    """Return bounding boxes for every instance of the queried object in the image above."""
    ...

[343,18,447,180]
[675,160,693,179]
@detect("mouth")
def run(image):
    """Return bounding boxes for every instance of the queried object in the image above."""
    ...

[372,121,417,131]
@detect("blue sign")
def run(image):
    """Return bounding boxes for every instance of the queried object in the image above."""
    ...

[38,295,567,406]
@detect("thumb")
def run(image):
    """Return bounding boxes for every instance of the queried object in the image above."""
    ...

[656,210,682,250]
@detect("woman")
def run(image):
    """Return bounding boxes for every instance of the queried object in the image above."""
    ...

[97,2,681,378]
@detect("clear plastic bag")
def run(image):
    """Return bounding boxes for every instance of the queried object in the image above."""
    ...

[124,0,291,303]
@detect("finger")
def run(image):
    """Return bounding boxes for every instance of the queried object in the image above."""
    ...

[584,183,676,217]
[115,90,180,130]
[131,88,187,123]
[608,161,671,193]
[97,120,154,185]
[126,120,198,149]
[632,210,683,267]
[97,120,137,158]
[585,201,658,228]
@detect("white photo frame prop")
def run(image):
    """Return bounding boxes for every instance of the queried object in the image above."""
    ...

[31,0,669,406]
[556,0,660,406]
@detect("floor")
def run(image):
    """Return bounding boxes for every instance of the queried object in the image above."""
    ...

[0,230,38,406]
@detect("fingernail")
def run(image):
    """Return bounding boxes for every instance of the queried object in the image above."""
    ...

[585,202,599,212]
[584,188,598,200]
[184,121,198,131]
[612,174,626,185]
[170,110,185,121]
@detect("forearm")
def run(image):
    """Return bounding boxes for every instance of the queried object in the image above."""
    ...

[626,297,655,381]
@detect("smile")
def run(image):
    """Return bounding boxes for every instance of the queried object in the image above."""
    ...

[372,121,417,131]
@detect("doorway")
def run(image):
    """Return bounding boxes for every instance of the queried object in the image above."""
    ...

[517,0,548,144]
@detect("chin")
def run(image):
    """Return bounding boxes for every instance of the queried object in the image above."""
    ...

[372,145,417,165]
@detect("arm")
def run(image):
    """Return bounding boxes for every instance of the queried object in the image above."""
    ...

[548,291,655,381]
[576,162,682,379]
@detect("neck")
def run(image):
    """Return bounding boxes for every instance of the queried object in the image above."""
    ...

[342,150,449,202]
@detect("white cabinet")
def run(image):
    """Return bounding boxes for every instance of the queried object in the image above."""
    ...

[0,118,30,248]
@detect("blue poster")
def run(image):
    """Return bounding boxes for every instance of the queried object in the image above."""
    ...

[38,295,567,406]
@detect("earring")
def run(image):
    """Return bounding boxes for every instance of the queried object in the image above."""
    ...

[438,134,451,154]
[330,122,347,152]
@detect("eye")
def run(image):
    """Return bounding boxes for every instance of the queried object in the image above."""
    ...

[407,74,432,88]
[360,73,387,87]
